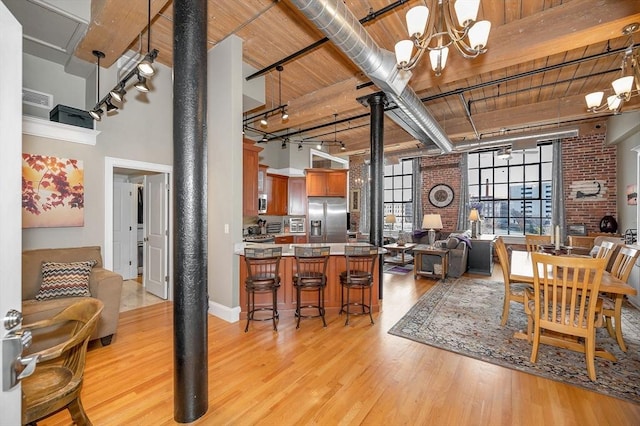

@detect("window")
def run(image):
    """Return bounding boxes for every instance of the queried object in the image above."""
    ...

[384,160,413,232]
[467,144,553,236]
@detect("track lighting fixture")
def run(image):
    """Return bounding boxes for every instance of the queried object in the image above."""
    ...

[317,142,323,150]
[260,115,268,126]
[261,135,268,142]
[281,140,287,149]
[341,142,346,151]
[134,75,150,93]
[298,143,303,151]
[281,107,289,121]
[87,0,159,122]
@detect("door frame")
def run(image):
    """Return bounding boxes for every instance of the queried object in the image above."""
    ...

[104,157,173,300]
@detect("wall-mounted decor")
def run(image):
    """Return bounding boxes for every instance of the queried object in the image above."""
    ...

[627,183,637,205]
[567,223,587,236]
[350,189,360,212]
[428,184,454,208]
[569,180,606,201]
[22,154,84,228]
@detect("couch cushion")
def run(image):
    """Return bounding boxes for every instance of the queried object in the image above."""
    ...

[35,260,96,301]
[446,238,460,249]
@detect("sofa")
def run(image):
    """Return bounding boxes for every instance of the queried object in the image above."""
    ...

[22,246,123,348]
[412,230,470,278]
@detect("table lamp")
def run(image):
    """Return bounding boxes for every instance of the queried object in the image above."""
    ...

[469,208,480,239]
[422,214,443,246]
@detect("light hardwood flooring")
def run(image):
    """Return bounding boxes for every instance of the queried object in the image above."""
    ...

[40,265,640,425]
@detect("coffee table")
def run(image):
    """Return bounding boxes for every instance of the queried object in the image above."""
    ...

[383,243,416,266]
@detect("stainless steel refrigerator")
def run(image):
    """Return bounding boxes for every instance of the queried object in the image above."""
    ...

[308,197,347,243]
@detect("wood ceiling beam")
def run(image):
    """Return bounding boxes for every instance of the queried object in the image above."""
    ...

[269,0,640,134]
[74,0,172,66]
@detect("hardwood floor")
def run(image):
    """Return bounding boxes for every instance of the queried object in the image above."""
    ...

[40,267,640,425]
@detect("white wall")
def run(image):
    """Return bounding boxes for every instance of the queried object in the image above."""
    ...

[22,60,174,251]
[207,35,243,321]
[22,52,86,119]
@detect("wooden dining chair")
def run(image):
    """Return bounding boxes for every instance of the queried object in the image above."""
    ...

[494,236,532,326]
[601,246,640,352]
[525,234,551,252]
[527,253,607,381]
[21,298,104,426]
[594,240,617,265]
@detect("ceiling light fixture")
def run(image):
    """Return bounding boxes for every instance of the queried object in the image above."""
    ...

[277,65,289,122]
[260,115,268,126]
[496,146,512,160]
[585,23,640,114]
[394,0,491,76]
[109,84,126,102]
[134,75,150,93]
[89,50,105,121]
[137,0,156,77]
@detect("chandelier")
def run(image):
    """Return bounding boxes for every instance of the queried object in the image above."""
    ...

[585,23,640,114]
[394,0,491,76]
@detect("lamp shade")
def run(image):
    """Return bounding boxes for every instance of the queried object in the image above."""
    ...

[468,20,491,51]
[422,214,443,230]
[385,214,397,223]
[468,208,480,221]
[394,40,414,66]
[612,75,634,97]
[607,94,622,111]
[429,47,449,73]
[585,91,604,109]
[454,0,480,27]
[406,5,429,37]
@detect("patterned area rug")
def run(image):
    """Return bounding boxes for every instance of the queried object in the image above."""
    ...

[388,277,640,404]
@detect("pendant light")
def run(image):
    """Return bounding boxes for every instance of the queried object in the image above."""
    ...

[89,50,105,121]
[137,0,155,77]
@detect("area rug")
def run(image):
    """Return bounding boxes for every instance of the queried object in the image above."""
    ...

[388,277,640,404]
[383,264,413,275]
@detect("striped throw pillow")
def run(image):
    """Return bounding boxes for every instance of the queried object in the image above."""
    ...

[35,260,96,301]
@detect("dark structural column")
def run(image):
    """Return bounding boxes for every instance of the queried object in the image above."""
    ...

[366,92,387,297]
[173,0,208,422]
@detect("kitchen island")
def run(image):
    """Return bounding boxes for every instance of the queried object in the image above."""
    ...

[235,242,385,319]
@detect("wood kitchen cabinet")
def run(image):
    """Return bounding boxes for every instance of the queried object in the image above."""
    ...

[266,173,288,215]
[288,177,306,216]
[305,169,348,197]
[242,140,263,216]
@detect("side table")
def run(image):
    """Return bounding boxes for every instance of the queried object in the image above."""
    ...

[383,243,417,266]
[467,234,497,276]
[413,245,448,280]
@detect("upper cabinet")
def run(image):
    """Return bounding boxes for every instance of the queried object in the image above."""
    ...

[258,164,268,194]
[288,177,307,216]
[306,169,348,197]
[243,140,263,216]
[266,173,288,215]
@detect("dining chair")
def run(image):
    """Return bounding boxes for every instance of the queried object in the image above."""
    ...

[527,252,607,381]
[21,298,104,426]
[243,246,282,332]
[600,245,640,352]
[494,236,532,326]
[525,234,551,252]
[594,240,617,265]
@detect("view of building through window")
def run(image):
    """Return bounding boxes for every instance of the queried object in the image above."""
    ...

[467,144,553,236]
[383,160,413,232]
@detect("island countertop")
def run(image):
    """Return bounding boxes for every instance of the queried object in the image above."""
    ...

[234,242,387,256]
[235,242,385,320]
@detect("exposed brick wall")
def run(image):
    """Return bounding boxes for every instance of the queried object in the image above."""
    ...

[563,132,617,234]
[348,132,616,235]
[348,154,368,231]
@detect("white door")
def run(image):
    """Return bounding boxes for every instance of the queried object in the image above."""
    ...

[113,182,138,280]
[0,1,23,418]
[144,173,169,299]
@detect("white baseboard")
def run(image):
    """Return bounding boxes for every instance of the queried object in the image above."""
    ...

[208,300,241,323]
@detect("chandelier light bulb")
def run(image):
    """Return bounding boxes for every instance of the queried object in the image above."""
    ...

[468,20,491,51]
[429,47,449,75]
[607,94,622,111]
[394,40,414,67]
[585,92,604,109]
[611,75,634,99]
[454,0,480,27]
[406,6,429,38]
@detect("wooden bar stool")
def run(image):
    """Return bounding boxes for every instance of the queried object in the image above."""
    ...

[293,246,330,328]
[340,245,378,326]
[243,247,282,332]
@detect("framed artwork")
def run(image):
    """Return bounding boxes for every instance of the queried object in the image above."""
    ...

[567,223,587,236]
[350,189,360,212]
[428,184,454,208]
[22,153,85,228]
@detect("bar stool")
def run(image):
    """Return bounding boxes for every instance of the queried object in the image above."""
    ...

[293,246,330,329]
[243,246,282,332]
[340,245,378,326]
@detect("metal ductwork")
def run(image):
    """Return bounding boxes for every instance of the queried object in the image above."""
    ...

[385,126,580,162]
[289,0,453,153]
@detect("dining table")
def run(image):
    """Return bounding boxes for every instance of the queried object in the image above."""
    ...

[508,250,637,359]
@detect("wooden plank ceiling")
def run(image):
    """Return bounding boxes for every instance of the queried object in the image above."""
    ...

[75,0,640,157]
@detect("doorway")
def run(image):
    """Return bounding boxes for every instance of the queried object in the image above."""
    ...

[104,157,173,301]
